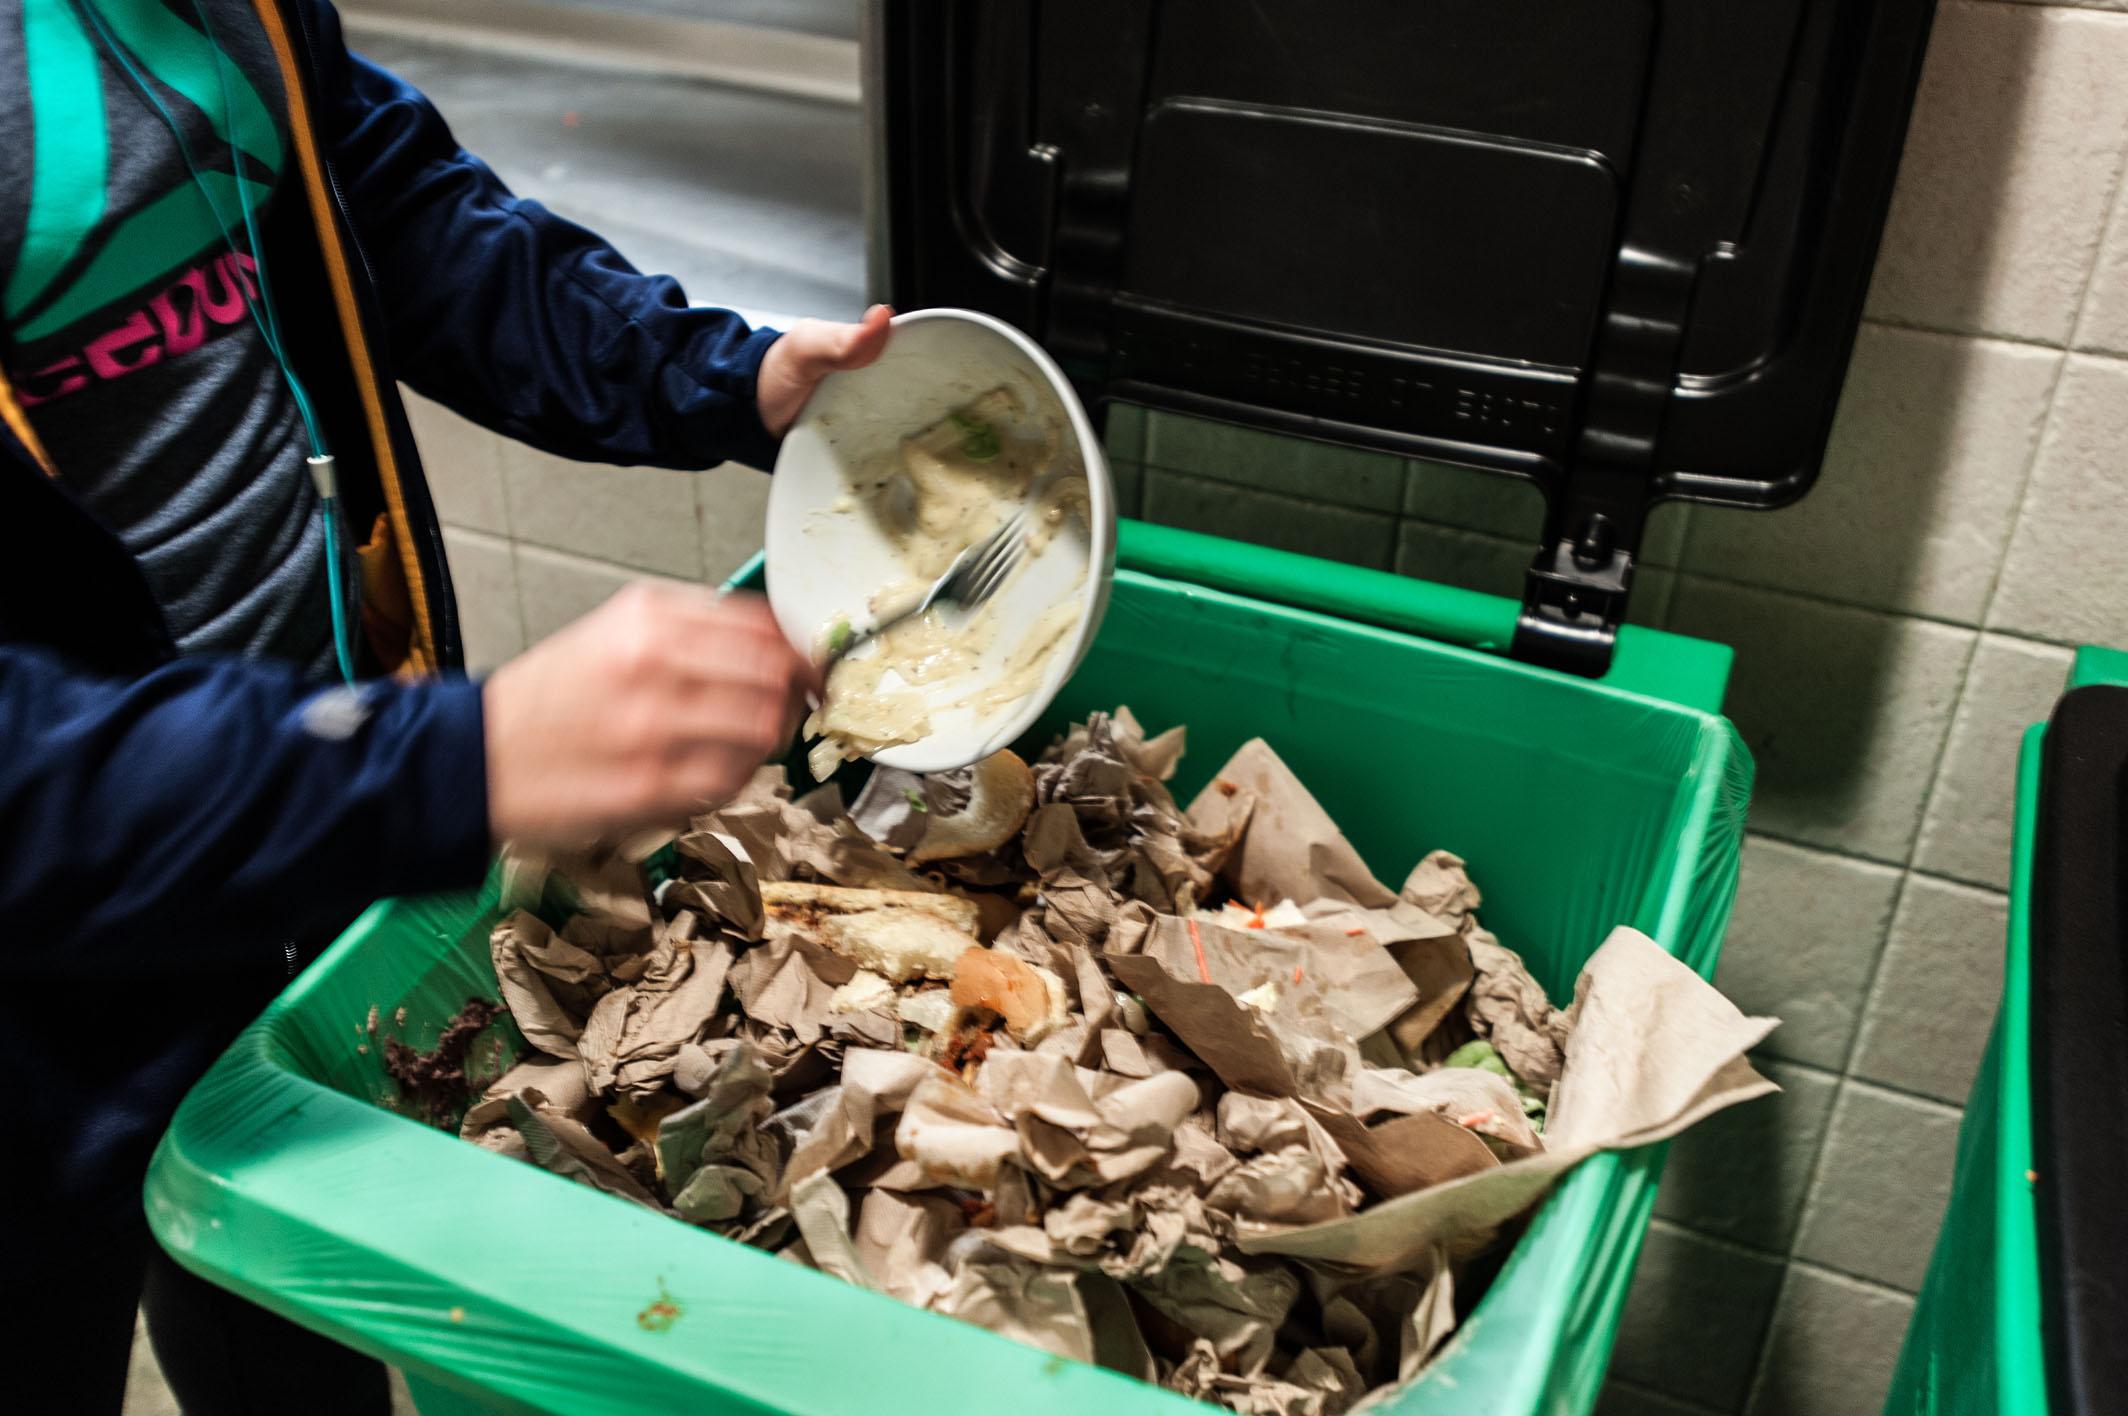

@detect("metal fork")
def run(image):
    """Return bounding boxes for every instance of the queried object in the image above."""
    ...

[824,508,1031,666]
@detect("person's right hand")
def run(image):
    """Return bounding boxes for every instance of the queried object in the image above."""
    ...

[482,582,820,848]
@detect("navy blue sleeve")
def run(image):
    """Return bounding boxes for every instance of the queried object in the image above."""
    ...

[297,0,784,472]
[0,644,491,976]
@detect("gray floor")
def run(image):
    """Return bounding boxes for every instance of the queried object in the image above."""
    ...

[556,0,860,40]
[354,30,867,318]
[124,34,861,1415]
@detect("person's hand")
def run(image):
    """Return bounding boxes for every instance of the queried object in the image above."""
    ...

[756,304,892,435]
[482,583,820,847]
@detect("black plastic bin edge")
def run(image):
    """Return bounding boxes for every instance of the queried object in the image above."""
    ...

[2032,684,2128,1416]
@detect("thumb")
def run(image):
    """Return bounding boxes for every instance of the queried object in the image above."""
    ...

[828,305,892,372]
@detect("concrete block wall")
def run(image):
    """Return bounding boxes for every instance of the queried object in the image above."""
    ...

[398,3,2128,1411]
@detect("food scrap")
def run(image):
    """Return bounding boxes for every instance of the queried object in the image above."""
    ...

[414,709,1776,1414]
[382,997,505,1127]
[805,388,1089,778]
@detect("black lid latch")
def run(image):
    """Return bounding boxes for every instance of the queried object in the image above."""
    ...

[1512,514,1633,678]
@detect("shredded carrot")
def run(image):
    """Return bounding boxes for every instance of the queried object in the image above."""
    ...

[1187,918,1213,983]
[1291,964,1305,985]
[1456,1110,1496,1130]
[1343,925,1367,937]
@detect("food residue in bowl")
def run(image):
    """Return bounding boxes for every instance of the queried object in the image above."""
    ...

[802,387,1088,777]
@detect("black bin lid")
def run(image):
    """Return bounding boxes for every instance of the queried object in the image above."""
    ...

[873,0,1939,676]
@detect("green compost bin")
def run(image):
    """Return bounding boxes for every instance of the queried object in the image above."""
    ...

[145,521,1753,1416]
[1885,644,2128,1416]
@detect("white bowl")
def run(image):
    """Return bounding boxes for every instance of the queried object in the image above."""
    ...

[765,309,1116,773]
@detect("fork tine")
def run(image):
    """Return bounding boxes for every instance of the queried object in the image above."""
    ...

[957,514,1024,596]
[968,535,1024,606]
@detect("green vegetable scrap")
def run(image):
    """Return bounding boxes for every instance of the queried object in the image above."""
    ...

[904,788,928,812]
[948,411,1001,461]
[824,617,853,656]
[1445,1038,1550,1132]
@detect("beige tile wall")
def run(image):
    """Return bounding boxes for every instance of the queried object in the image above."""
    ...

[407,3,2128,1410]
[409,393,771,672]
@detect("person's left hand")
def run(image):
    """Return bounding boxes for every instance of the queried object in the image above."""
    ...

[757,304,893,435]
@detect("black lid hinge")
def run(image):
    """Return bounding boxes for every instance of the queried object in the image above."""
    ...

[1512,245,1695,678]
[1512,516,1634,678]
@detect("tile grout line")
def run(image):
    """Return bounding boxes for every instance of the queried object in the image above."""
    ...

[1833,612,1986,1073]
[2063,86,2128,355]
[1972,109,2128,638]
[500,528,529,661]
[1768,851,1920,1221]
[1737,823,1907,874]
[1859,310,2070,354]
[1736,822,2008,903]
[492,527,707,584]
[1836,1073,1968,1115]
[1653,1210,1925,1303]
[1737,1256,1801,1416]
[1779,1254,1922,1298]
[1145,460,1410,519]
[437,523,513,550]
[1605,1373,1734,1416]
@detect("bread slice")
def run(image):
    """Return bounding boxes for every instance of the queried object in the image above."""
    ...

[909,751,1037,864]
[949,946,1070,1043]
[761,881,979,983]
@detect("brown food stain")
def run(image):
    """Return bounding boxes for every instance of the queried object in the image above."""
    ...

[382,997,503,1127]
[637,1280,682,1332]
[938,1022,997,1076]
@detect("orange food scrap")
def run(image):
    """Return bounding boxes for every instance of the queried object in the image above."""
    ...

[1214,779,1239,797]
[1187,919,1213,983]
[950,947,1051,1039]
[1291,964,1305,985]
[1343,925,1368,937]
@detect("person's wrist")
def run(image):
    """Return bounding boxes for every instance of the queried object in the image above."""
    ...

[481,664,531,847]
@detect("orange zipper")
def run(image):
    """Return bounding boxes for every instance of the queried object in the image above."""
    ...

[0,370,56,478]
[251,0,437,676]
